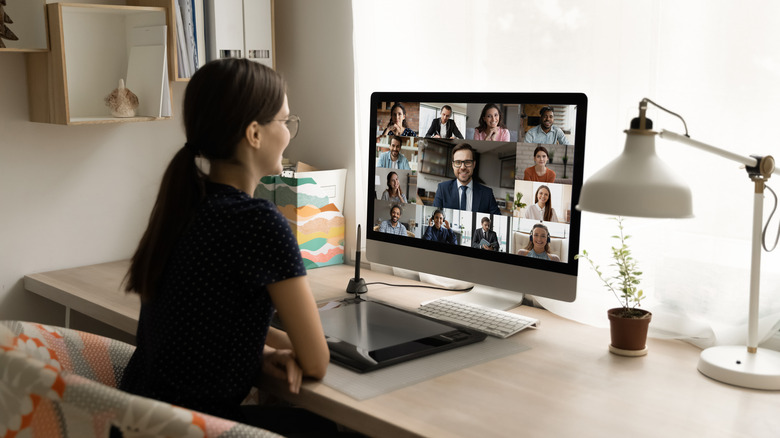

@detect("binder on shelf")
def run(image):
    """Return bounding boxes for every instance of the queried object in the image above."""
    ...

[174,1,190,77]
[243,0,274,68]
[205,0,244,61]
[126,25,171,118]
[178,0,197,73]
[194,0,206,68]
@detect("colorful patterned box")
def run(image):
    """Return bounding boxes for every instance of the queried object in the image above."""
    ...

[256,169,347,269]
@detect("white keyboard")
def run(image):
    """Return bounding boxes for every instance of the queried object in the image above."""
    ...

[418,298,539,338]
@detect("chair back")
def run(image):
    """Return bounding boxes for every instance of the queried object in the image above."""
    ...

[0,321,282,438]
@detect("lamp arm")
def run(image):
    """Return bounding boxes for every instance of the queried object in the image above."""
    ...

[659,130,760,168]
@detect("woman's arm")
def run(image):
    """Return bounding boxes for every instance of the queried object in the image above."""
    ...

[268,276,329,379]
[266,326,293,350]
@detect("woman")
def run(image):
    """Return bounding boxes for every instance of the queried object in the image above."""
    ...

[382,102,417,137]
[120,59,330,431]
[518,223,560,262]
[381,171,407,204]
[473,103,510,141]
[524,185,559,222]
[523,145,556,182]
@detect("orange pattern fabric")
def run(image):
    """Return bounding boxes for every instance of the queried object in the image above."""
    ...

[0,321,282,438]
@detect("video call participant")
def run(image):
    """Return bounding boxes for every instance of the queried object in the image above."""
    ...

[382,102,417,137]
[433,143,501,215]
[524,106,569,145]
[472,217,499,251]
[120,59,334,435]
[423,209,457,244]
[473,103,510,141]
[380,171,407,204]
[517,223,561,262]
[377,136,411,169]
[523,145,556,182]
[425,104,464,139]
[379,204,408,236]
[524,184,559,222]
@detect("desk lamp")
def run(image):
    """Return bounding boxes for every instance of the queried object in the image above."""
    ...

[577,98,780,390]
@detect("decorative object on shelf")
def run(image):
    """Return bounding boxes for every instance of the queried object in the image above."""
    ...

[0,0,19,48]
[575,217,651,357]
[577,97,780,389]
[547,147,555,164]
[105,79,139,118]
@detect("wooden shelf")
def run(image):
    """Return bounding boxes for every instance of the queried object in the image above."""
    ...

[26,3,171,125]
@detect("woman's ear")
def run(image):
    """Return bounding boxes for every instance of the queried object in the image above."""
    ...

[245,121,262,149]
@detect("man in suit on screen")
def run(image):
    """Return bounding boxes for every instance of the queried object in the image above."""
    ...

[425,105,464,139]
[433,143,501,215]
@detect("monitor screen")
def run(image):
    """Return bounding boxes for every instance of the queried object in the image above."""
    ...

[366,92,587,303]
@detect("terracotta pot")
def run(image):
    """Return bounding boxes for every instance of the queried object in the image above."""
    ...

[607,308,652,356]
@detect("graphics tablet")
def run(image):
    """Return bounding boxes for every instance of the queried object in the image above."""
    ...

[319,300,486,373]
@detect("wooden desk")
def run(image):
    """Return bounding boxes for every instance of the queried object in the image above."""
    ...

[25,262,780,437]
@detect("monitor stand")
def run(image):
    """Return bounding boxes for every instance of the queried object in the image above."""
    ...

[418,273,524,311]
[440,285,524,311]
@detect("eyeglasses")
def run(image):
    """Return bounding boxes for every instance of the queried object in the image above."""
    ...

[452,159,475,168]
[274,114,300,139]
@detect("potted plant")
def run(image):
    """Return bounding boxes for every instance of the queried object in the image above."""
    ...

[575,217,651,356]
[547,148,555,164]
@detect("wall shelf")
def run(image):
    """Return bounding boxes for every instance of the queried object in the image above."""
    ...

[26,3,171,125]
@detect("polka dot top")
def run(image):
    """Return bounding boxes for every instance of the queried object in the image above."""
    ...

[120,181,306,422]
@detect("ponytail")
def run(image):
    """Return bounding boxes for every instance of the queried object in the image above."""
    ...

[125,146,204,301]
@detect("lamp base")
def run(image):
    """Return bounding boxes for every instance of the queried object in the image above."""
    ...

[697,346,780,390]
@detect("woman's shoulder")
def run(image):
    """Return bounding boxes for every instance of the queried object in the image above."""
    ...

[205,183,281,220]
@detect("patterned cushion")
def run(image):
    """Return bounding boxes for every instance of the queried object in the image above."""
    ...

[0,321,282,438]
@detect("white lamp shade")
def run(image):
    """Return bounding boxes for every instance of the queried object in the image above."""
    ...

[577,131,694,218]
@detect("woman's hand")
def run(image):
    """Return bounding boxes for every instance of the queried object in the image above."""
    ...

[388,122,403,135]
[263,347,303,394]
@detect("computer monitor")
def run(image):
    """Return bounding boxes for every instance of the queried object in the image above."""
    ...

[366,92,587,309]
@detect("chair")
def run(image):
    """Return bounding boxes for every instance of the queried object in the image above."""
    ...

[0,320,282,438]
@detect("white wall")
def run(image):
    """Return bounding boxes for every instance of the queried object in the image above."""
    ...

[273,0,357,262]
[0,0,355,340]
[0,54,186,342]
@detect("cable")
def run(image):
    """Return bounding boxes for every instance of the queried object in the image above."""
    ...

[364,281,473,292]
[763,184,779,252]
[643,98,690,137]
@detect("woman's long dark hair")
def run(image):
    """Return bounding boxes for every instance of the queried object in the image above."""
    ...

[475,103,506,134]
[535,185,554,222]
[125,59,286,301]
[387,102,409,128]
[385,171,403,198]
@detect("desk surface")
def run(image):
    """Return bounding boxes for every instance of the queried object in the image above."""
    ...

[25,261,780,438]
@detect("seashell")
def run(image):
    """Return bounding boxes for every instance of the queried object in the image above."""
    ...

[104,79,139,118]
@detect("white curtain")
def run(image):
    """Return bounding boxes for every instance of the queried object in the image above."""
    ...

[352,0,780,348]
